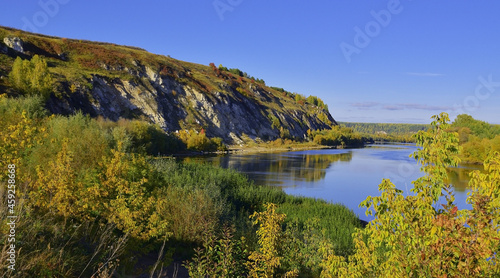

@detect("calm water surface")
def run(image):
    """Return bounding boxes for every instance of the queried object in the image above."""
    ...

[186,143,482,221]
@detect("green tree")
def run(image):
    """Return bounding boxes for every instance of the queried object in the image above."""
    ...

[452,114,498,139]
[451,114,500,164]
[9,55,54,98]
[218,64,229,72]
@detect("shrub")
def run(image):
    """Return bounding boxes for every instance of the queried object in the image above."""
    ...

[218,64,228,72]
[176,129,226,152]
[185,225,248,277]
[29,113,111,173]
[209,62,220,76]
[279,126,291,139]
[306,95,328,110]
[228,68,244,77]
[236,86,248,97]
[317,112,333,126]
[0,94,47,119]
[269,114,281,130]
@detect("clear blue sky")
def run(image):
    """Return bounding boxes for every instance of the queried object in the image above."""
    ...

[2,0,500,124]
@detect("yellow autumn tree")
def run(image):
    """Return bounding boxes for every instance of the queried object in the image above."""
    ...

[247,203,298,278]
[31,141,83,217]
[322,113,500,277]
[98,143,170,239]
[31,138,171,240]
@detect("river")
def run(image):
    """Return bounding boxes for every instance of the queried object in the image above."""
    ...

[184,143,483,222]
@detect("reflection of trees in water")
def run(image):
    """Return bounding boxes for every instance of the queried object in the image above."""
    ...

[188,151,353,185]
[284,152,353,182]
[446,164,484,192]
[184,152,475,191]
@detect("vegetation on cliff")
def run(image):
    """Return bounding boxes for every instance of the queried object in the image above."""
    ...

[0,26,335,145]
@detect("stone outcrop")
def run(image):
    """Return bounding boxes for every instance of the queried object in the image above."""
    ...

[3,37,24,53]
[48,68,335,143]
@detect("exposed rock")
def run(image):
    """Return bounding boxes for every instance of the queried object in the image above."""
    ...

[58,52,68,61]
[3,37,24,53]
[50,70,333,143]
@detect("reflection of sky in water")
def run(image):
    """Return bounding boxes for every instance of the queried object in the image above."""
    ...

[190,144,480,222]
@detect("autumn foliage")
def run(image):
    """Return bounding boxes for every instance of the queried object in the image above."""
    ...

[321,113,500,277]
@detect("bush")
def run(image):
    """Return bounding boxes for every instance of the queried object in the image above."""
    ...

[176,129,226,152]
[266,114,281,130]
[228,68,244,77]
[306,95,328,110]
[0,94,47,119]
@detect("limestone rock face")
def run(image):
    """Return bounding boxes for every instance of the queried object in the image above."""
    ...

[48,67,335,143]
[3,37,24,53]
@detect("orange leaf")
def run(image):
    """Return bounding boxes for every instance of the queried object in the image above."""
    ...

[451,206,458,215]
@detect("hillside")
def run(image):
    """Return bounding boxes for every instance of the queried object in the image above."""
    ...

[0,26,335,144]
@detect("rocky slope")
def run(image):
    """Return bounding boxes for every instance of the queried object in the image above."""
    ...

[0,26,336,143]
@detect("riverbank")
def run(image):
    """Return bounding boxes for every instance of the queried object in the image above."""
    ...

[227,143,335,154]
[170,141,339,156]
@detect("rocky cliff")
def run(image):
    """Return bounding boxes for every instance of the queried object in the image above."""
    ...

[0,26,336,143]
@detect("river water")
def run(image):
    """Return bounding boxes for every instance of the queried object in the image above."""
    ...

[185,143,483,221]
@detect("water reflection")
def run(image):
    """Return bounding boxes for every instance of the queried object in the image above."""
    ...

[185,144,483,221]
[446,164,484,192]
[183,150,353,186]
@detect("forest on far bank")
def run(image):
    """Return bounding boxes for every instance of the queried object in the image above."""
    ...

[341,116,500,164]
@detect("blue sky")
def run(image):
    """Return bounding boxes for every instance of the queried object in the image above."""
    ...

[1,1,500,124]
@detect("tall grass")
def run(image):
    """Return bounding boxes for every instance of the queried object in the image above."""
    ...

[153,158,362,255]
